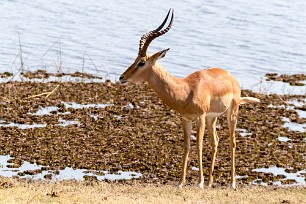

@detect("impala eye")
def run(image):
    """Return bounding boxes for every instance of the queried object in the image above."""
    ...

[138,61,145,67]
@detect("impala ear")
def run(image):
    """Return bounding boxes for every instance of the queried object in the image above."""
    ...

[159,48,170,59]
[152,48,170,61]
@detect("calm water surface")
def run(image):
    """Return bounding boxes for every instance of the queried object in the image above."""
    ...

[1,0,306,89]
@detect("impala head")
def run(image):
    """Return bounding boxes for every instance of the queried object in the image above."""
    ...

[119,9,174,84]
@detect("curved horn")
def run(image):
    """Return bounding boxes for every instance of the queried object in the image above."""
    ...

[138,9,171,51]
[138,9,174,57]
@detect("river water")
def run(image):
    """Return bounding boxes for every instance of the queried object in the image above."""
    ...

[0,0,306,89]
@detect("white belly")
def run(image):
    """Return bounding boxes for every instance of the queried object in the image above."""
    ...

[206,111,225,118]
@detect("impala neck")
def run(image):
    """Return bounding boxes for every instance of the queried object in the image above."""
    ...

[146,63,189,110]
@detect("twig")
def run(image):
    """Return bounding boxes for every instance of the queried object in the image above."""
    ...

[9,51,21,82]
[42,39,59,57]
[90,57,98,72]
[82,48,87,73]
[41,39,59,72]
[90,57,104,80]
[58,39,62,73]
[18,33,24,73]
[46,85,59,98]
[11,50,20,70]
[82,47,88,82]
[27,85,60,99]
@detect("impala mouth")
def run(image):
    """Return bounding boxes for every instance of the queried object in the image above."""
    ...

[120,80,128,84]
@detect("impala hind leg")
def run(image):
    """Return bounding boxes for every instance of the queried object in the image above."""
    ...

[207,117,219,188]
[227,101,239,189]
[196,115,206,189]
[178,118,191,188]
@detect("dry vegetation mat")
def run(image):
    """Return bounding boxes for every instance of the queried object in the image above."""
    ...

[266,73,306,86]
[0,79,305,187]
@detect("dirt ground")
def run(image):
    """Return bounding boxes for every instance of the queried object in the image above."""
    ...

[0,176,305,204]
[0,74,305,187]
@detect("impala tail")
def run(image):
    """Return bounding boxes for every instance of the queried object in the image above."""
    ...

[240,97,260,104]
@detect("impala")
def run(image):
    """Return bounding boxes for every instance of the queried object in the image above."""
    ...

[119,9,260,189]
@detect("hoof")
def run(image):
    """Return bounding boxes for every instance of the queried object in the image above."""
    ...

[197,183,204,189]
[208,180,213,188]
[177,183,183,189]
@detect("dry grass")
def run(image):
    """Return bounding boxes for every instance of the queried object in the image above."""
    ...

[0,177,305,204]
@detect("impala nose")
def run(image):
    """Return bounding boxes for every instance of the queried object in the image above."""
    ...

[119,75,124,81]
[119,75,127,83]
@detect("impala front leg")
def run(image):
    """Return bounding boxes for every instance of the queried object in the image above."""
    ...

[178,118,191,188]
[196,115,206,189]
